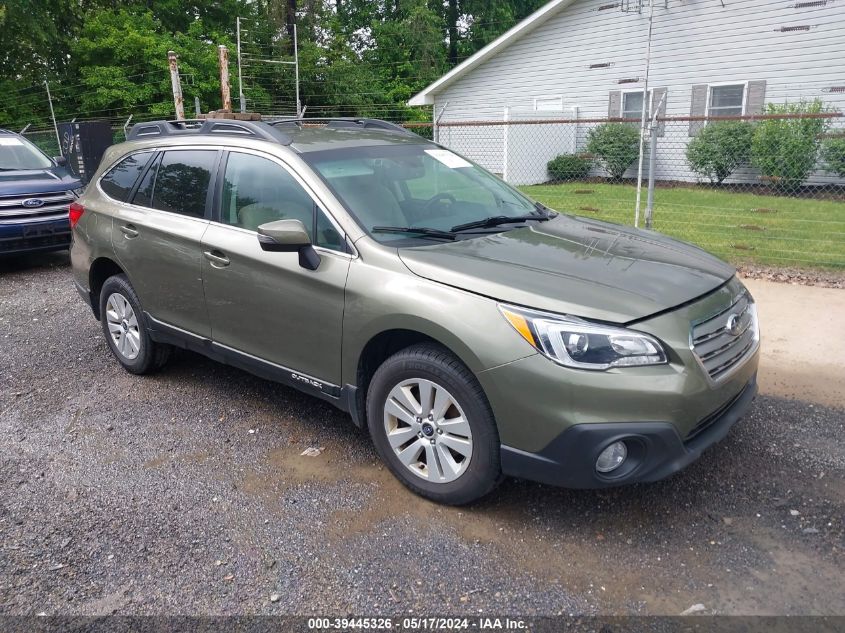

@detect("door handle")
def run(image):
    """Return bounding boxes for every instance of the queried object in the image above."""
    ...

[120,224,139,238]
[203,250,230,267]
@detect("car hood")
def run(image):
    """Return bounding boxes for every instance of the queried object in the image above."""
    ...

[398,214,735,323]
[0,167,81,195]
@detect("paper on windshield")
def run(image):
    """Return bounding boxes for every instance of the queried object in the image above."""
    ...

[425,149,471,169]
[0,137,24,146]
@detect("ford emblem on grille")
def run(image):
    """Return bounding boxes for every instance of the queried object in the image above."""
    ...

[725,313,741,336]
[22,198,45,208]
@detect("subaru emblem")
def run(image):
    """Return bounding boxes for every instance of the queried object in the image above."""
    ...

[725,313,742,337]
[22,198,45,208]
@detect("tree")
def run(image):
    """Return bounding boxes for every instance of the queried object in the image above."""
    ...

[446,0,458,66]
[686,120,755,184]
[547,154,592,182]
[458,0,546,58]
[751,99,831,191]
[68,9,234,120]
[586,123,641,180]
[0,0,83,82]
[821,136,845,178]
[0,0,552,128]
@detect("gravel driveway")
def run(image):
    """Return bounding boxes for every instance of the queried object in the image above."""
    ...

[1,253,843,616]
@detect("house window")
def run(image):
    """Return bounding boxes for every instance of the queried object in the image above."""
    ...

[534,95,563,111]
[622,90,649,120]
[708,84,745,116]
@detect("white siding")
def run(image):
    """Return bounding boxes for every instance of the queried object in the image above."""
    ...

[431,0,845,185]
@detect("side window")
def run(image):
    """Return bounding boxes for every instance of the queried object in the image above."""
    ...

[100,152,152,201]
[708,84,745,116]
[622,90,647,120]
[315,208,345,251]
[151,150,217,218]
[222,152,315,235]
[132,153,160,208]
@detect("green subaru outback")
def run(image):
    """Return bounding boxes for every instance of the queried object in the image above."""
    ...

[70,118,759,504]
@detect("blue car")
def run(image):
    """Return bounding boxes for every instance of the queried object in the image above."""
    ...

[0,129,83,255]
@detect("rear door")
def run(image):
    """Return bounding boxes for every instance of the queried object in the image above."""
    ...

[111,148,220,337]
[201,149,351,386]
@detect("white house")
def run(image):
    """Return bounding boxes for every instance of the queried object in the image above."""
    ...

[408,0,845,185]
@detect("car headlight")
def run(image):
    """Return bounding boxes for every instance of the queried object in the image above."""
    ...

[499,304,667,370]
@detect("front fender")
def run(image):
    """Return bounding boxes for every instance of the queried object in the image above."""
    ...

[341,252,536,385]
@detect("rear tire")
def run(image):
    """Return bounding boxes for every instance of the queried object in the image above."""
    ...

[367,343,501,505]
[99,274,171,375]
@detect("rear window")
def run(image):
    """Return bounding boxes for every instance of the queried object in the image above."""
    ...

[100,152,152,201]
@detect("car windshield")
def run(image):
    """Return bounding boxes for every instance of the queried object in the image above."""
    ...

[303,143,545,245]
[0,136,54,170]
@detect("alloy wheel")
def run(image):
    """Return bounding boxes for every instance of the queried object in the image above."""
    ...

[105,292,141,360]
[383,378,473,483]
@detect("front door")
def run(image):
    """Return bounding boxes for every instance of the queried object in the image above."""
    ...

[112,148,220,337]
[201,150,351,386]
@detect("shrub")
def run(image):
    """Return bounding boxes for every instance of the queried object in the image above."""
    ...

[751,99,831,191]
[547,153,592,181]
[821,136,845,178]
[686,120,755,184]
[586,123,641,180]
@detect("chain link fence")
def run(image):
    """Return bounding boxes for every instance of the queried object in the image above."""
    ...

[13,112,845,270]
[420,113,845,270]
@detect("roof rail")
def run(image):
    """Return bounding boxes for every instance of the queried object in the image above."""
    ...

[268,117,418,137]
[126,119,293,145]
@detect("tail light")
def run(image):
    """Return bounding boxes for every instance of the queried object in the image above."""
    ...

[69,202,84,228]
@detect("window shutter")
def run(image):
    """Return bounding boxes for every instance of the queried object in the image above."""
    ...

[608,90,621,119]
[746,80,767,116]
[651,87,668,137]
[689,84,708,136]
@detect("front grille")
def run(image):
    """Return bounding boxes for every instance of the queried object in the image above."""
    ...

[691,292,758,381]
[0,191,75,223]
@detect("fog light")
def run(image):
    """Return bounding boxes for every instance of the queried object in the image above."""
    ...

[596,441,627,473]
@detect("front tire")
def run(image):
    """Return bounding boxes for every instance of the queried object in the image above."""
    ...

[99,274,171,375]
[367,343,501,505]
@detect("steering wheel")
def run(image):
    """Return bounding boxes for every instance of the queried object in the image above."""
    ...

[424,192,457,210]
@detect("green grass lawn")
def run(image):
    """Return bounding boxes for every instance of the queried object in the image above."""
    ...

[520,182,845,270]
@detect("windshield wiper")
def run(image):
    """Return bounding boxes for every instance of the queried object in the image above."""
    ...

[450,213,549,233]
[372,226,456,241]
[535,201,558,217]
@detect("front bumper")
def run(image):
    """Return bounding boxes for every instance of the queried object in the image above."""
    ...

[500,373,757,488]
[477,276,760,489]
[0,216,71,255]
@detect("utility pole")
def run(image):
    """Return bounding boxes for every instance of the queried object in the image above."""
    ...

[236,17,246,113]
[218,45,232,111]
[644,91,666,229]
[633,0,657,228]
[168,51,185,120]
[44,81,61,157]
[294,23,301,117]
[233,17,300,118]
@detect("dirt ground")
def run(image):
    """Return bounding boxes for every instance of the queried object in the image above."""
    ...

[745,277,845,409]
[1,253,843,617]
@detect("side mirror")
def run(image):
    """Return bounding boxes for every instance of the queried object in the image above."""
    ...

[54,155,67,167]
[257,219,321,270]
